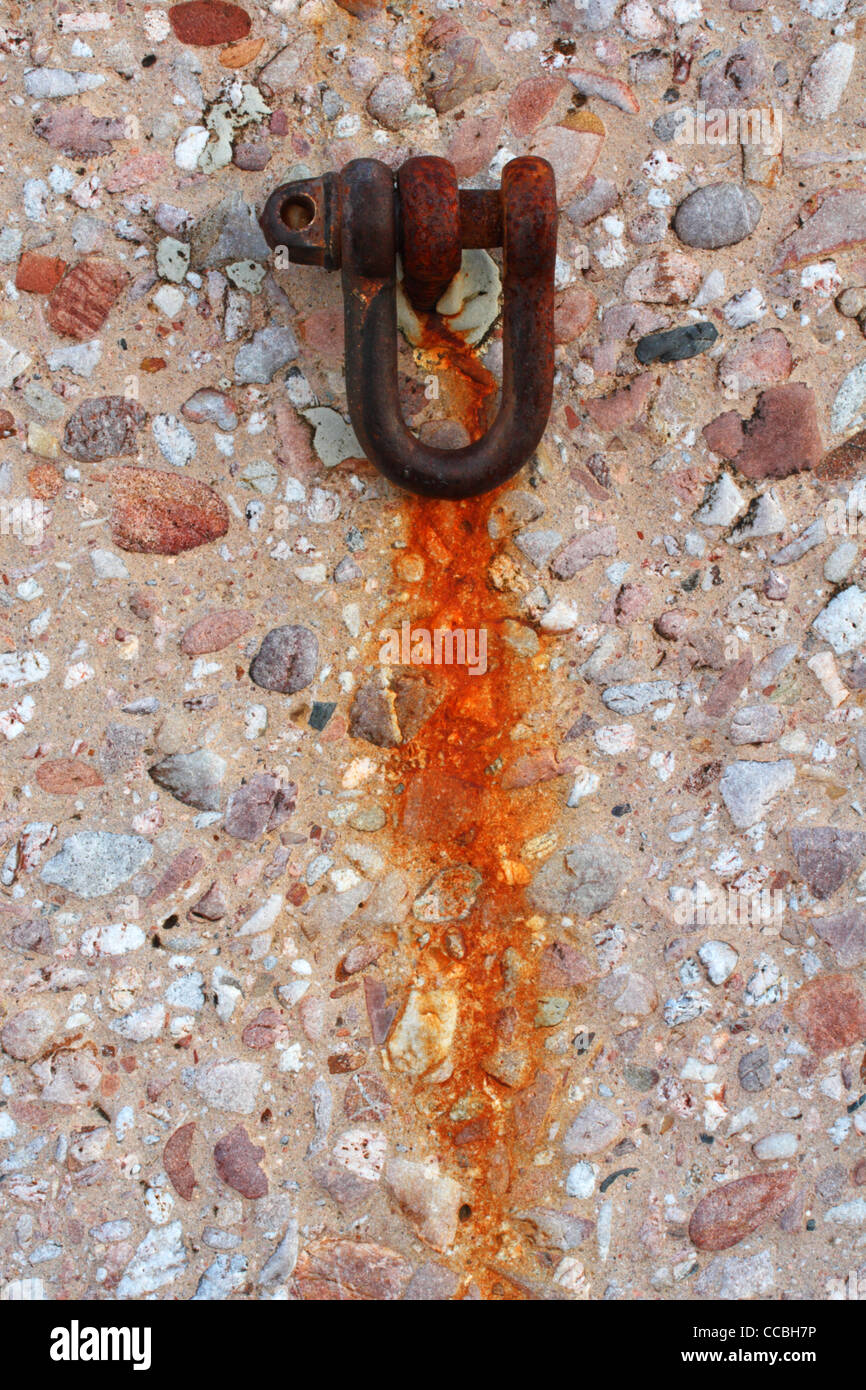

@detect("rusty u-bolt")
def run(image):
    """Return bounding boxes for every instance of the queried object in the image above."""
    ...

[260,155,557,500]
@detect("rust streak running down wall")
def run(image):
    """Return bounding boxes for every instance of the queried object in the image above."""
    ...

[380,320,570,1298]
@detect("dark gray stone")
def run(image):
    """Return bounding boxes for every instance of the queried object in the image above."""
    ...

[635,321,718,364]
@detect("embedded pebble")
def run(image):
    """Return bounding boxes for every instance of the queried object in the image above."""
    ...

[40,832,152,898]
[813,586,866,654]
[387,988,458,1077]
[694,473,746,527]
[529,838,629,917]
[195,1059,262,1114]
[62,396,145,461]
[799,43,855,121]
[729,705,784,745]
[635,322,717,364]
[753,1132,798,1161]
[824,542,858,584]
[718,330,792,394]
[234,326,298,385]
[789,826,866,900]
[830,360,866,435]
[148,748,226,812]
[719,760,795,828]
[698,940,739,985]
[249,625,318,694]
[689,1172,797,1251]
[382,1159,462,1252]
[110,468,229,554]
[728,491,787,544]
[564,1102,622,1156]
[623,252,702,304]
[152,414,196,467]
[703,385,822,480]
[674,184,762,250]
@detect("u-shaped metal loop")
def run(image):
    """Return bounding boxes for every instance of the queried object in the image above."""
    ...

[260,156,557,501]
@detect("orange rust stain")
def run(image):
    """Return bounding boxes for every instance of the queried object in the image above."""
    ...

[382,319,562,1297]
[414,317,498,443]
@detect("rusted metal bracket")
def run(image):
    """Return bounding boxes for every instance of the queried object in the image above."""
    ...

[260,155,557,500]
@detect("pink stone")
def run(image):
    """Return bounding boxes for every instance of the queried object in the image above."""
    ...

[164,1122,197,1200]
[702,384,822,479]
[300,308,345,360]
[34,108,126,157]
[772,182,866,272]
[584,373,654,430]
[180,609,254,656]
[790,973,866,1058]
[232,141,271,171]
[623,252,702,304]
[508,76,570,138]
[274,401,318,478]
[423,24,500,115]
[690,1171,797,1251]
[447,115,502,180]
[718,328,793,392]
[104,154,168,193]
[501,749,579,790]
[528,125,604,204]
[554,285,597,343]
[614,581,651,625]
[213,1125,268,1198]
[294,1239,413,1300]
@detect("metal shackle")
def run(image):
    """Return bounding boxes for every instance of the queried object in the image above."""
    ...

[260,154,557,500]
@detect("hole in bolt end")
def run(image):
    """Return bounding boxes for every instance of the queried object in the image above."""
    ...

[281,194,316,231]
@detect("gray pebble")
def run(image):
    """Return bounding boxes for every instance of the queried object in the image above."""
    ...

[729,704,784,745]
[601,680,678,714]
[635,321,718,364]
[719,759,795,828]
[824,541,859,583]
[40,832,152,899]
[514,528,563,568]
[234,326,299,385]
[148,748,226,811]
[674,182,762,250]
[529,836,629,917]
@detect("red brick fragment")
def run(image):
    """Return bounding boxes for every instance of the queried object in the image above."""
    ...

[46,260,128,340]
[169,1,251,45]
[790,973,866,1058]
[35,759,103,794]
[15,251,67,294]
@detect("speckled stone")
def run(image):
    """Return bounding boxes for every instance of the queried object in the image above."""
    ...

[674,183,762,250]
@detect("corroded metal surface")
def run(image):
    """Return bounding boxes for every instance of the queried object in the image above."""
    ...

[397,155,463,311]
[260,154,557,499]
[259,172,342,270]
